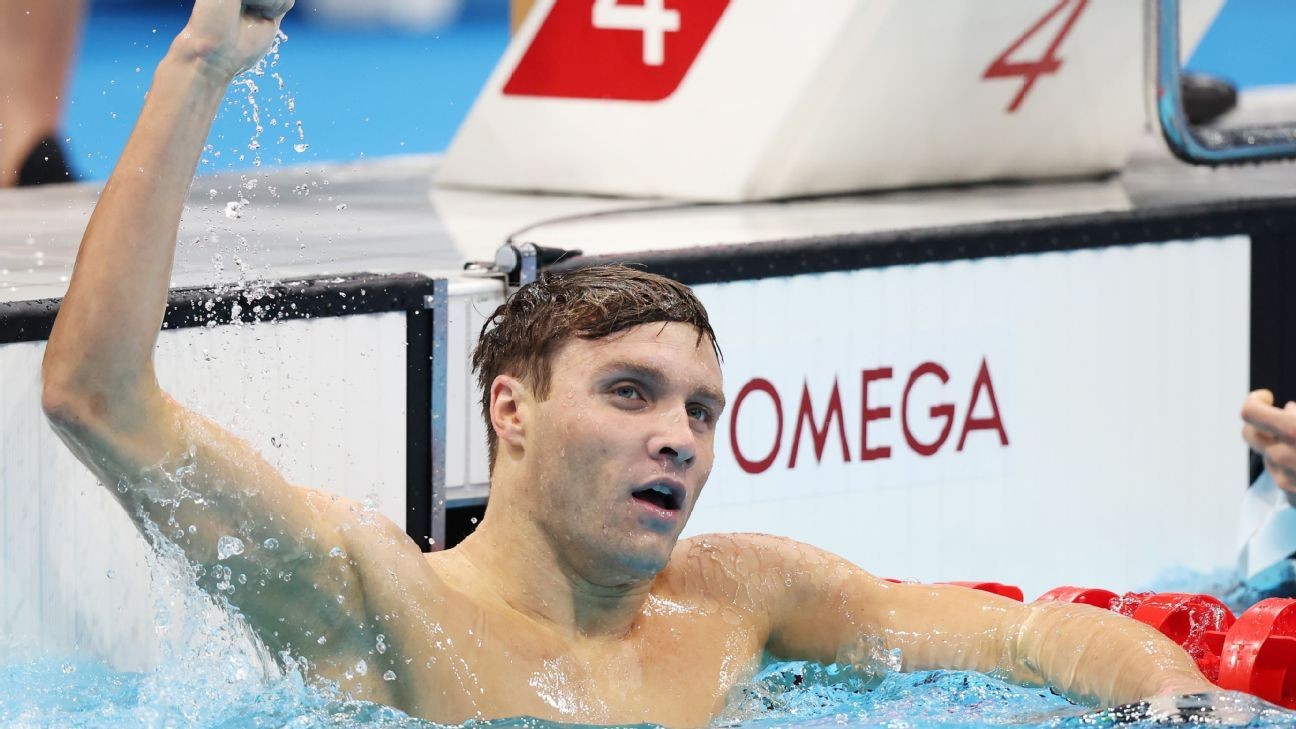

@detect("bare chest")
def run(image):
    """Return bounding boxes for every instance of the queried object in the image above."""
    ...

[399,606,767,726]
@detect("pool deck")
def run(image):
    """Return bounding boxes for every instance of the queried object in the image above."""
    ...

[4,84,1296,310]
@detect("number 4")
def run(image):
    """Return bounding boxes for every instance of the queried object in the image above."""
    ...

[984,0,1090,113]
[592,0,681,67]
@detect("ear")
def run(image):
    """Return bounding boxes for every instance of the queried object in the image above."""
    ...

[490,375,530,453]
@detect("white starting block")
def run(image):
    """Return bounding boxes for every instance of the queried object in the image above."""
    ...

[439,0,1223,201]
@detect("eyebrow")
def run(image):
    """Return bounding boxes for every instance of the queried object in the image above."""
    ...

[598,360,726,409]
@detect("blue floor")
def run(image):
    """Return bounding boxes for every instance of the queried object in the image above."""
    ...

[1187,0,1296,88]
[67,4,509,180]
[58,0,1296,181]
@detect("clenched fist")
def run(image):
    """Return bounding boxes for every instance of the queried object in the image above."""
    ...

[172,0,295,80]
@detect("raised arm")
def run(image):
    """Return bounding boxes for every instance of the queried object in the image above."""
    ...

[42,0,295,558]
[40,0,430,700]
[739,536,1212,707]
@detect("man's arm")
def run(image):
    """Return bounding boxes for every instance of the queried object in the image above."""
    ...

[40,0,430,701]
[724,535,1211,706]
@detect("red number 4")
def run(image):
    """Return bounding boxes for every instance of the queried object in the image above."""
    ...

[983,0,1090,113]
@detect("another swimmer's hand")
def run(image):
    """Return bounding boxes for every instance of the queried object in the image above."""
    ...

[171,0,294,81]
[1242,389,1296,497]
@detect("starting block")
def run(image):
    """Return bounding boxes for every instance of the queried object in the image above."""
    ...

[440,0,1223,200]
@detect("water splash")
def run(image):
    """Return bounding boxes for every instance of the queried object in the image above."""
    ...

[217,535,246,560]
[5,646,1296,727]
[194,28,325,317]
[717,663,1296,728]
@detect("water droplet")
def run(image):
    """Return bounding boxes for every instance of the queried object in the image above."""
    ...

[376,634,387,654]
[217,535,245,560]
[383,670,397,681]
[354,659,368,676]
[293,143,309,153]
[317,635,327,645]
[335,203,346,211]
[329,546,347,559]
[262,537,279,550]
[105,569,115,579]
[60,661,76,674]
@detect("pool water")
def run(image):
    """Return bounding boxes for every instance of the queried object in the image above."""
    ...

[4,653,1295,728]
[4,546,1296,729]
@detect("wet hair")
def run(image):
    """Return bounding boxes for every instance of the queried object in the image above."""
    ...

[471,264,721,470]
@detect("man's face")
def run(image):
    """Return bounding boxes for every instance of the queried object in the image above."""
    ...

[526,322,724,585]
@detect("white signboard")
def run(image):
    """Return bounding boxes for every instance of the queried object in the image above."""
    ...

[441,0,1223,200]
[687,237,1250,599]
[0,314,408,670]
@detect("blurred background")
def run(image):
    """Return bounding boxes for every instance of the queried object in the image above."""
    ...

[42,0,1296,181]
[63,0,509,180]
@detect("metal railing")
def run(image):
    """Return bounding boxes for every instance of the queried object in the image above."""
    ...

[1150,0,1296,164]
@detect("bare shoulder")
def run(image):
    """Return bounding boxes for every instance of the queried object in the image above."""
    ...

[662,535,893,665]
[327,494,445,605]
[669,533,851,574]
[662,533,872,606]
[294,493,450,708]
[658,533,838,609]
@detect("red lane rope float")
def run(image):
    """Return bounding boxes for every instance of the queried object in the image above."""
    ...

[941,581,1025,602]
[1110,591,1156,618]
[1216,598,1296,710]
[1129,593,1237,682]
[1035,586,1118,609]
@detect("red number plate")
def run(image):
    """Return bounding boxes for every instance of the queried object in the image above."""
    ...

[504,0,731,102]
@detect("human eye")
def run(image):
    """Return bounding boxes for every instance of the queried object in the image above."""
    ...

[687,404,713,424]
[611,382,645,402]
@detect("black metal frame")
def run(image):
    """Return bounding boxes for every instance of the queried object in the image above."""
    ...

[1150,0,1296,166]
[0,271,447,551]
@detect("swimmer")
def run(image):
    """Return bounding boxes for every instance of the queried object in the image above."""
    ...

[40,1,1216,725]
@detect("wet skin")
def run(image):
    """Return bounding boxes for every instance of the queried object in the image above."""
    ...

[303,322,785,725]
[39,1,1216,725]
[389,323,765,725]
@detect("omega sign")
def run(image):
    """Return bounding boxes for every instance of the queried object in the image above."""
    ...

[728,358,1009,474]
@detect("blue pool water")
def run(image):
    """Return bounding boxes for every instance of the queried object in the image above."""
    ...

[4,543,1296,728]
[4,649,1295,727]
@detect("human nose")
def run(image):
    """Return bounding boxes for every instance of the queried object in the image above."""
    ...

[647,408,696,467]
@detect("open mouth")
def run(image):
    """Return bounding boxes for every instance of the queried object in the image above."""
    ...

[631,482,684,512]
